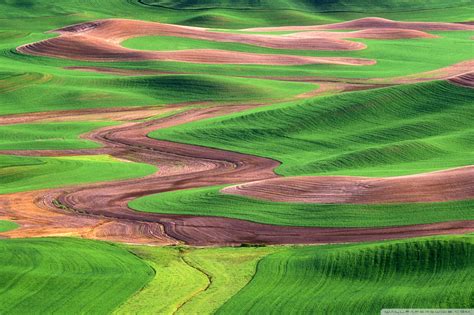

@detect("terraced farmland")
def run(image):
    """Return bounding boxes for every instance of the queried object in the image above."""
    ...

[0,0,472,313]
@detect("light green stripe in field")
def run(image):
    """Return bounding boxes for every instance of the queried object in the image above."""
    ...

[117,245,277,314]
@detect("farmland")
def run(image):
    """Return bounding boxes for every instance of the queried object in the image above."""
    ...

[0,0,472,313]
[0,235,471,313]
[150,81,474,177]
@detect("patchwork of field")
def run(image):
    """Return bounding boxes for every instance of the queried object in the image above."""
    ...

[0,0,473,313]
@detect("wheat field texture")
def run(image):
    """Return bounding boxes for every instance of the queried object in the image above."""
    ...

[0,0,473,314]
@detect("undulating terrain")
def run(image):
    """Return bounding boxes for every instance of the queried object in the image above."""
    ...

[0,0,473,313]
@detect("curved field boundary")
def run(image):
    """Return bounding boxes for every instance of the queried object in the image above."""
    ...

[149,80,474,177]
[117,245,278,314]
[449,72,474,88]
[0,191,176,245]
[0,154,156,195]
[129,185,474,228]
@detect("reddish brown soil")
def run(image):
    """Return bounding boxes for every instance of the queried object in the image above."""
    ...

[156,219,474,246]
[246,17,474,32]
[448,72,474,88]
[19,39,373,65]
[222,166,474,204]
[0,191,176,245]
[17,19,376,65]
[289,28,437,39]
[3,191,471,246]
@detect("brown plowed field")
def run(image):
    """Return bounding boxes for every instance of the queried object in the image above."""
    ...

[0,191,176,245]
[448,72,474,88]
[222,166,474,204]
